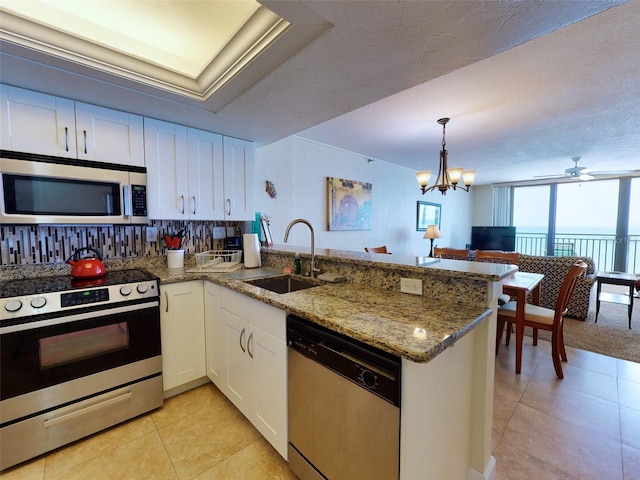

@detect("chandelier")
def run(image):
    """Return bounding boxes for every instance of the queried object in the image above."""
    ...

[416,118,476,195]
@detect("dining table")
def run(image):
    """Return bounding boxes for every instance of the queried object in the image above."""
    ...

[501,271,545,374]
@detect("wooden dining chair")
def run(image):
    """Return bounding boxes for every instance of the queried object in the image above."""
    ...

[475,250,519,265]
[496,261,587,379]
[433,247,469,260]
[365,246,389,254]
[476,251,520,305]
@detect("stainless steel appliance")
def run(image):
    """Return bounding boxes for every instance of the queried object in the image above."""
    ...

[0,151,147,224]
[0,269,162,470]
[287,315,401,480]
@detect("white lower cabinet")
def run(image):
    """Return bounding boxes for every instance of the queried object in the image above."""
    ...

[169,281,287,458]
[250,321,288,456]
[204,281,222,386]
[218,286,288,459]
[220,309,252,412]
[160,281,206,393]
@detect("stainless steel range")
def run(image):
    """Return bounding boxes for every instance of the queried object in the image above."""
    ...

[0,269,162,470]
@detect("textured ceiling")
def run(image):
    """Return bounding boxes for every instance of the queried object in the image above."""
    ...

[297,0,640,185]
[0,0,637,185]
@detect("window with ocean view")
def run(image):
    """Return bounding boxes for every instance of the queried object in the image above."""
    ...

[513,185,549,256]
[629,177,640,273]
[556,179,618,269]
[512,177,640,273]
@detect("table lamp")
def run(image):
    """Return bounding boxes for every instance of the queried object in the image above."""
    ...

[423,225,441,257]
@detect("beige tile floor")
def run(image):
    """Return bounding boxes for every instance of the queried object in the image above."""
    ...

[493,339,640,480]
[2,339,639,479]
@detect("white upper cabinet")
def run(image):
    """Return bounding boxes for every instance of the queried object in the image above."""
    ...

[187,128,225,220]
[74,102,144,167]
[223,136,255,221]
[1,84,76,158]
[144,118,190,220]
[2,84,255,220]
[144,120,225,220]
[1,85,144,166]
[145,119,254,221]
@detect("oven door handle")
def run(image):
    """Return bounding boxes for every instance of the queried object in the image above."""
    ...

[43,387,133,429]
[0,301,159,335]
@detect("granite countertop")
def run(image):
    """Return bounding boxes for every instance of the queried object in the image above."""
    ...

[1,249,498,364]
[145,265,492,363]
[263,244,517,282]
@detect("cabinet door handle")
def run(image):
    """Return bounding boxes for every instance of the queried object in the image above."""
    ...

[164,290,169,313]
[226,198,231,216]
[83,130,87,154]
[247,332,254,359]
[180,195,185,215]
[191,196,196,215]
[239,327,246,353]
[64,127,69,151]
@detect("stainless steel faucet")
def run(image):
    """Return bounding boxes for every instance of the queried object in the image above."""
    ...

[283,218,319,278]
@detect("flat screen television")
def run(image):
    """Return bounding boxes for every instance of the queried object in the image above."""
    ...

[470,226,516,251]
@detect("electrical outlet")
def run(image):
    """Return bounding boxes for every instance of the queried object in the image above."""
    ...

[400,278,422,295]
[146,227,158,242]
[226,226,235,237]
[212,227,226,239]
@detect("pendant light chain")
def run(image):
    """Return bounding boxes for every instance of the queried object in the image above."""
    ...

[441,121,446,150]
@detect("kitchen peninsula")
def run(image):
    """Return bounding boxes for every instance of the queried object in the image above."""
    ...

[1,246,513,479]
[149,245,514,480]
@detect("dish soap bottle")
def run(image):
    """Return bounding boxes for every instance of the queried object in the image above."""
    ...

[294,252,301,274]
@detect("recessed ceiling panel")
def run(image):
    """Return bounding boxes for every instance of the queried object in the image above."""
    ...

[1,0,260,78]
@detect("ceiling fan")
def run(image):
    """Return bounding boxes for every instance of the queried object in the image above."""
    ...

[534,157,638,181]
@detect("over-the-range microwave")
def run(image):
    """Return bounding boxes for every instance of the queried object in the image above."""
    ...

[0,151,148,225]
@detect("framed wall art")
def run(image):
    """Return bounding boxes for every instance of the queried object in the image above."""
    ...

[416,201,441,231]
[327,177,372,231]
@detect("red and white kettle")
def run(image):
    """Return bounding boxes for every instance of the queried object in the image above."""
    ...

[66,247,107,279]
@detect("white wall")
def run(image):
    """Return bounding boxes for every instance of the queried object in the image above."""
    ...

[471,185,494,228]
[255,136,474,256]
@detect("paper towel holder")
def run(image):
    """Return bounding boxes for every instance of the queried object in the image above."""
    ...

[243,233,262,269]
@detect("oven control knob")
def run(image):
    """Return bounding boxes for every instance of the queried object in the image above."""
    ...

[136,284,149,294]
[30,297,47,309]
[361,370,376,389]
[5,299,22,312]
[120,286,132,296]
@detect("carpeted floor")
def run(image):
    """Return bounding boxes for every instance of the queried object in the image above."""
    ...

[527,284,640,364]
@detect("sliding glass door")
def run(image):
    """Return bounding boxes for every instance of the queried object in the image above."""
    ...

[512,185,549,255]
[628,178,640,273]
[512,177,639,273]
[556,179,618,270]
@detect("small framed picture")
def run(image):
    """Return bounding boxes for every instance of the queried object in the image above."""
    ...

[416,201,441,231]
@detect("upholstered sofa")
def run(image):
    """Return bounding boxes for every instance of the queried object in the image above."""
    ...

[515,254,596,321]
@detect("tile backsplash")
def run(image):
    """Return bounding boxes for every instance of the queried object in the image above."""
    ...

[0,220,243,265]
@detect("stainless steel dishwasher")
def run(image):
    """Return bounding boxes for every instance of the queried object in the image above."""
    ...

[287,315,401,480]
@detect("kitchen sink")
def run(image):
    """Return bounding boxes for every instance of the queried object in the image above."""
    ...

[244,275,321,294]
